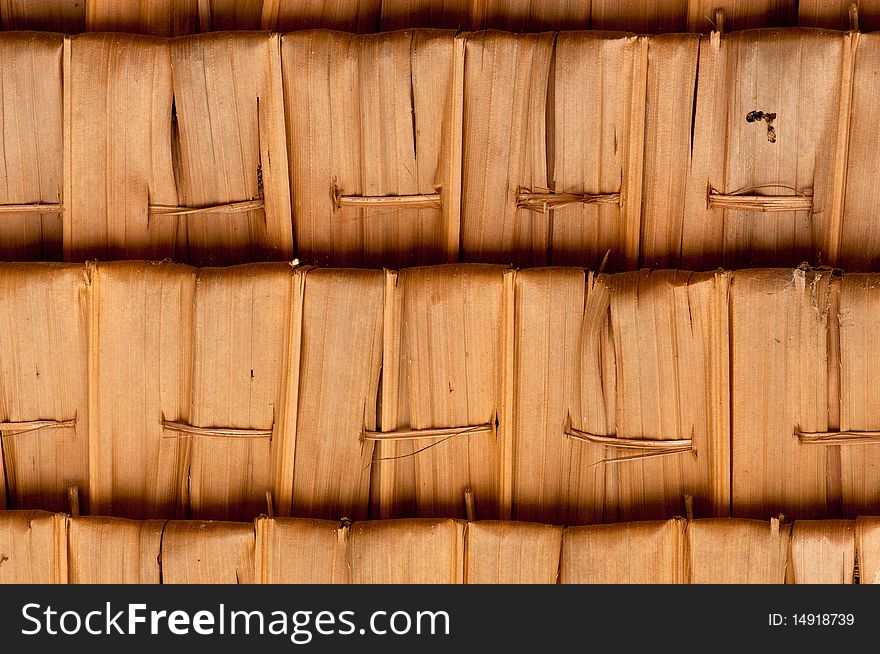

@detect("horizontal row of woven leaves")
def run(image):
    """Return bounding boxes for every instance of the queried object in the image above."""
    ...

[0,510,864,584]
[6,28,880,271]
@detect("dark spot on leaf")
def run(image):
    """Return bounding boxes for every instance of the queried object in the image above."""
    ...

[746,110,777,143]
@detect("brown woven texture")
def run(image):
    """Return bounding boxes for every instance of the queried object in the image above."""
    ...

[4,4,880,586]
[3,510,874,583]
[0,261,876,525]
[5,28,880,268]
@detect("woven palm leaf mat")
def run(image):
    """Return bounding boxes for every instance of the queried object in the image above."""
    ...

[3,4,880,586]
[1,510,874,584]
[0,262,873,528]
[3,28,880,268]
